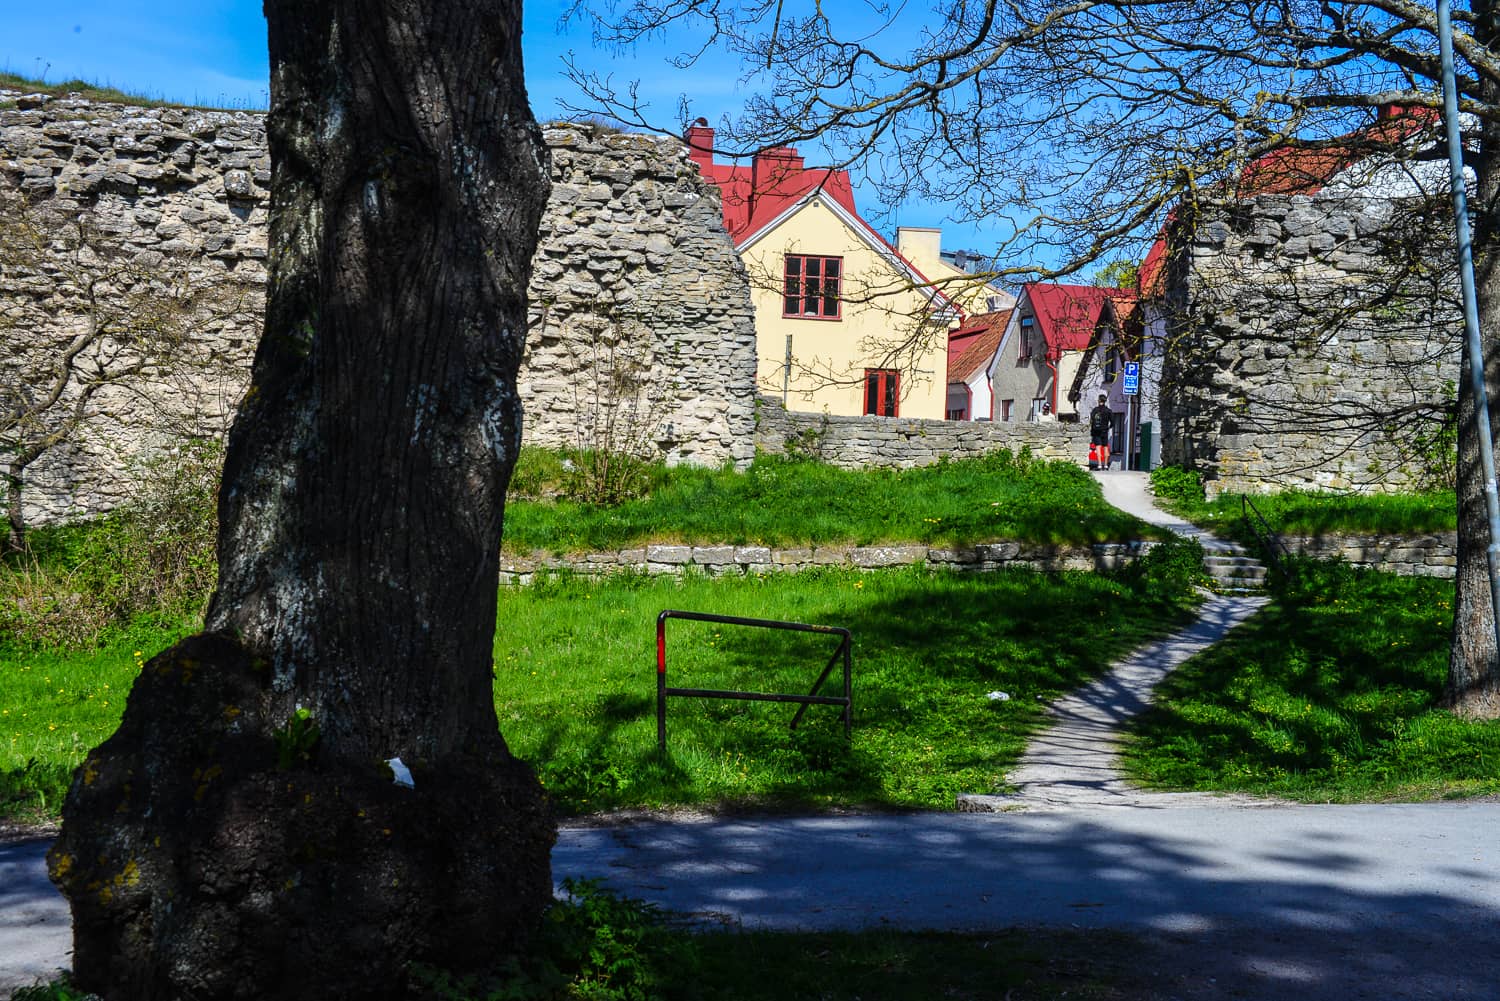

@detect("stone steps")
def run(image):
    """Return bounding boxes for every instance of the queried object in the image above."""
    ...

[1202,549,1271,595]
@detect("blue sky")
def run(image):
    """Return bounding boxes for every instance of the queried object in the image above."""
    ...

[2,2,992,253]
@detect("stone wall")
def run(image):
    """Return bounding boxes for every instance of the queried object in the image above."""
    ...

[498,539,1152,584]
[1279,531,1457,578]
[494,531,1457,582]
[0,90,756,527]
[0,92,268,524]
[1162,192,1459,497]
[754,395,1088,468]
[521,126,756,468]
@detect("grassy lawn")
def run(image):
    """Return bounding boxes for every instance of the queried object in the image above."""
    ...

[502,450,1156,553]
[496,567,1194,814]
[1123,561,1500,802]
[1147,466,1455,544]
[1,565,1197,822]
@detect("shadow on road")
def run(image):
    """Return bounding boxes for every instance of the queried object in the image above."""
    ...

[557,806,1500,999]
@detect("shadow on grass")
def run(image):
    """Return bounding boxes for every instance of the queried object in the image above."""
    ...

[1124,560,1500,798]
[525,567,1197,815]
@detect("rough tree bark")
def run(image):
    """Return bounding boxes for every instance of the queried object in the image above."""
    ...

[1450,0,1500,717]
[47,1,556,997]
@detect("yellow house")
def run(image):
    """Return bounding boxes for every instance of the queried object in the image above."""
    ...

[688,126,962,418]
[894,226,1013,318]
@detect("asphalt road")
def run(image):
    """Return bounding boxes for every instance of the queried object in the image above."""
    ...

[7,802,1499,998]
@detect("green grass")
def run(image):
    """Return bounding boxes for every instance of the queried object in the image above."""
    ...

[1,565,1197,821]
[1122,560,1500,801]
[502,450,1157,553]
[1148,466,1455,543]
[0,70,266,111]
[0,613,199,821]
[496,566,1193,813]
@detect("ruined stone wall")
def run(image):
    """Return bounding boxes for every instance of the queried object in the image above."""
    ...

[1162,192,1460,497]
[0,91,268,526]
[0,90,756,527]
[522,126,756,468]
[755,395,1088,468]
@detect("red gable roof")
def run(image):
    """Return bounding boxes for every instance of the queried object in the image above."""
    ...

[1022,284,1135,359]
[686,123,961,318]
[1138,236,1169,299]
[687,125,859,244]
[948,310,1011,384]
[1238,105,1439,197]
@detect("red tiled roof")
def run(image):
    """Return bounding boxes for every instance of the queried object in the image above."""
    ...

[947,310,1011,384]
[1237,105,1439,197]
[1022,284,1134,358]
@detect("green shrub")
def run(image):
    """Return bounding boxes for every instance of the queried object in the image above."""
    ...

[1149,465,1204,507]
[1137,536,1207,602]
[411,879,688,1001]
[1111,535,1205,604]
[8,976,95,1001]
[0,441,219,648]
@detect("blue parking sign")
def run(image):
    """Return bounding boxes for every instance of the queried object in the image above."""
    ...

[1123,361,1140,395]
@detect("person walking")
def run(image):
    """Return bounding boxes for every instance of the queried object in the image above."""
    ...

[1089,393,1113,471]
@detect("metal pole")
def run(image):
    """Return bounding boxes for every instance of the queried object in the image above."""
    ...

[1438,0,1500,656]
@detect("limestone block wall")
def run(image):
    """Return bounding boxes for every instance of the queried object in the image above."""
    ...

[490,532,1457,583]
[0,91,756,528]
[754,395,1088,468]
[497,539,1152,584]
[521,126,756,469]
[0,91,268,525]
[1279,531,1457,578]
[1162,192,1460,497]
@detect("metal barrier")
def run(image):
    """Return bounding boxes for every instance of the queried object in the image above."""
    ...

[655,609,852,752]
[1242,494,1293,580]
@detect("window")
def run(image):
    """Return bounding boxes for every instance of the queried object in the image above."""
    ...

[1000,399,1013,422]
[1017,316,1036,362]
[784,254,842,318]
[1102,341,1121,383]
[946,384,972,421]
[864,369,900,417]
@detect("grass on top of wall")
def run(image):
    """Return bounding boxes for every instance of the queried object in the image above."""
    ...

[502,448,1158,554]
[0,70,266,112]
[1122,560,1500,802]
[1147,466,1455,542]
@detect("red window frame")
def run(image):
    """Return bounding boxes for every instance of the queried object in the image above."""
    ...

[784,254,843,319]
[864,368,900,417]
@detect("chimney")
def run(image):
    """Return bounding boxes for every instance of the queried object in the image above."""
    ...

[750,146,804,196]
[685,118,714,171]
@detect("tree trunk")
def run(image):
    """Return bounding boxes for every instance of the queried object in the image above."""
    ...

[1449,0,1500,718]
[3,462,25,555]
[48,2,556,996]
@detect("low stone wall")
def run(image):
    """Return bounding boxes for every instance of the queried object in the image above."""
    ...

[1278,531,1457,578]
[497,539,1155,584]
[754,396,1088,468]
[495,530,1459,584]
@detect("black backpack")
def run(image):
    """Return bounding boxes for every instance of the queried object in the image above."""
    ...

[1090,406,1112,436]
